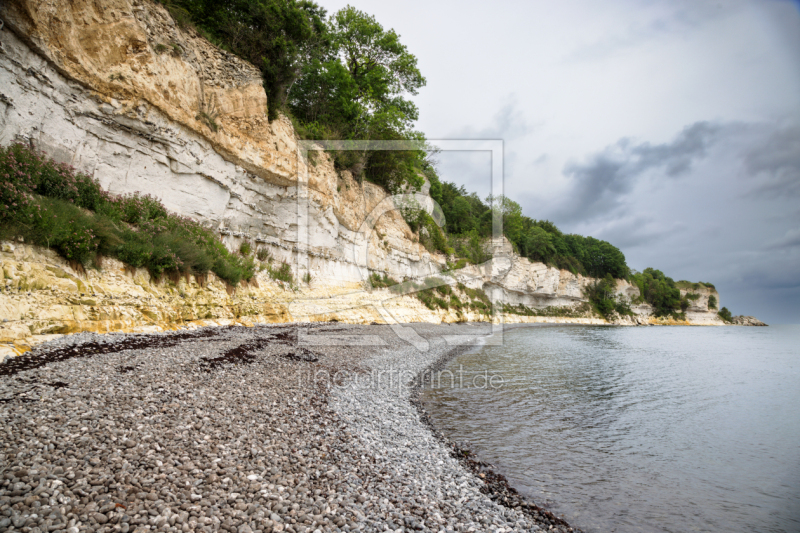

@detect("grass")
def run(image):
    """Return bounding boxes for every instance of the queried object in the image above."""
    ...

[369,272,399,289]
[675,280,716,291]
[0,143,255,285]
[268,262,293,284]
[500,302,593,318]
[196,111,219,132]
[256,248,272,262]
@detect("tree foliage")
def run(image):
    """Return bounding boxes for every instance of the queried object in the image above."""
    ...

[426,173,629,278]
[630,268,684,317]
[718,307,733,322]
[289,6,427,192]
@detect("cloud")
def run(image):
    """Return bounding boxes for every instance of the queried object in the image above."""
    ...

[556,121,720,222]
[563,1,736,63]
[446,96,531,141]
[434,98,532,198]
[765,227,800,249]
[743,125,800,197]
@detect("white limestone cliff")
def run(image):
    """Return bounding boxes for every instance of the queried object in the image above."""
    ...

[0,0,728,357]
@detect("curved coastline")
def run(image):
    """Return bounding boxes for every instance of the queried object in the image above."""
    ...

[1,321,580,533]
[409,323,581,533]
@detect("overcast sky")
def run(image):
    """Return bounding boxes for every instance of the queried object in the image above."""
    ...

[316,0,800,324]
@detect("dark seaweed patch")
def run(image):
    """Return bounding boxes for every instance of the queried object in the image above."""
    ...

[200,340,268,371]
[0,328,228,377]
[283,348,319,363]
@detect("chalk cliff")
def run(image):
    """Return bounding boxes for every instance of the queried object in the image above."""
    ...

[0,0,727,357]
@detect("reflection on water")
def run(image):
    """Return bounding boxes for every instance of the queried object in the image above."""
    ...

[421,325,800,533]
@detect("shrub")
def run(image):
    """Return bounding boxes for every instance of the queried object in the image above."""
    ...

[630,268,682,317]
[369,272,398,289]
[269,262,293,284]
[239,241,252,256]
[585,274,617,319]
[718,307,733,323]
[0,143,255,285]
[303,272,312,284]
[708,295,717,310]
[256,248,272,262]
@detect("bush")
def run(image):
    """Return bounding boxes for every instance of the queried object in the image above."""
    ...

[718,307,733,323]
[708,295,717,310]
[369,272,398,289]
[585,274,616,319]
[256,248,272,262]
[630,268,682,317]
[452,231,489,265]
[0,143,255,285]
[239,241,252,256]
[268,262,293,284]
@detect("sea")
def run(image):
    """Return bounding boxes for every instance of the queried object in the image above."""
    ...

[420,324,800,533]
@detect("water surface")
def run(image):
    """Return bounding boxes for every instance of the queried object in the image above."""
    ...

[421,325,800,532]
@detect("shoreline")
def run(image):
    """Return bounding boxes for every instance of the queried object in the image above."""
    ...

[409,325,579,533]
[1,321,582,533]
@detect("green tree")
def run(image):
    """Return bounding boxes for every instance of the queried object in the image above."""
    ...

[718,307,733,322]
[521,227,556,263]
[290,6,427,192]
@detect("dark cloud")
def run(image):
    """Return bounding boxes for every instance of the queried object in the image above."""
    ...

[765,227,800,250]
[743,125,800,197]
[556,121,719,222]
[522,119,800,323]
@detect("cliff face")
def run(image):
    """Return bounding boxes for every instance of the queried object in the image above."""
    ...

[0,0,726,356]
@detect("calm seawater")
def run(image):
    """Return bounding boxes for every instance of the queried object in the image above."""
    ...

[421,325,800,533]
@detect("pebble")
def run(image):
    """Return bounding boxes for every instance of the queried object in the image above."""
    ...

[0,323,576,532]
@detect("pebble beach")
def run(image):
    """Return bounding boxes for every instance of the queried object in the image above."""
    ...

[0,323,576,533]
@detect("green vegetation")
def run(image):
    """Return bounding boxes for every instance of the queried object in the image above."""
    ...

[584,274,634,319]
[369,272,399,289]
[500,302,592,318]
[675,280,716,291]
[629,268,686,318]
[302,271,312,284]
[428,180,628,278]
[196,111,219,132]
[268,261,293,284]
[708,294,718,310]
[718,306,733,323]
[239,241,252,256]
[0,144,255,285]
[256,248,272,262]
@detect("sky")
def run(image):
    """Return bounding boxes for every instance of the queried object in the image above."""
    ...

[315,0,800,324]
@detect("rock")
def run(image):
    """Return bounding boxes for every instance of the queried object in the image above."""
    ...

[730,315,768,326]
